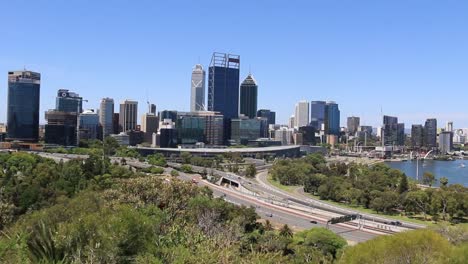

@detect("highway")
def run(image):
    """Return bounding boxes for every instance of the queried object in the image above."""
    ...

[32,152,406,242]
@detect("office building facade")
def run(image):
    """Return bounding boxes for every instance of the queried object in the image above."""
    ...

[325,101,340,136]
[79,110,100,140]
[230,118,261,145]
[208,53,240,143]
[424,118,437,149]
[99,97,114,138]
[240,74,258,118]
[7,70,41,142]
[310,101,326,130]
[439,131,453,154]
[411,124,424,149]
[383,115,405,146]
[191,64,206,111]
[347,116,360,135]
[141,113,159,143]
[44,110,77,146]
[294,101,310,128]
[119,100,138,132]
[256,109,276,126]
[56,89,82,113]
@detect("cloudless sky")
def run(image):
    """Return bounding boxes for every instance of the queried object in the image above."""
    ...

[1,0,468,128]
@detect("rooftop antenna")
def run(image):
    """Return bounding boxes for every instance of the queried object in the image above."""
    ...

[249,64,251,75]
[146,89,150,114]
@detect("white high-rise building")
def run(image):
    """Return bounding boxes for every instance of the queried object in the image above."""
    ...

[99,98,114,137]
[191,64,206,111]
[294,100,310,128]
[446,121,453,132]
[119,100,138,132]
[289,115,295,129]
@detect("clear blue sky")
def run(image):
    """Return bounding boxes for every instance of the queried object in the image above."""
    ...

[1,0,468,128]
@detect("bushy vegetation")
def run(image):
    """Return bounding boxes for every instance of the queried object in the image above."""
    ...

[270,154,468,222]
[1,152,466,263]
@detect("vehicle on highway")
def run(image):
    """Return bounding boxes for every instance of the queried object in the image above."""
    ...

[389,221,402,226]
[191,179,198,184]
[310,220,318,224]
[266,213,273,217]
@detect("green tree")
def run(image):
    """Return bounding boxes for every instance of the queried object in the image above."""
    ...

[180,152,192,164]
[245,164,257,178]
[294,228,347,258]
[398,174,409,194]
[439,177,449,187]
[422,172,436,187]
[339,229,452,264]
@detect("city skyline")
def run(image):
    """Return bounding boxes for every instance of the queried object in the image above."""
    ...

[1,1,468,127]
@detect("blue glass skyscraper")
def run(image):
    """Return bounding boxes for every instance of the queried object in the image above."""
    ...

[325,101,340,135]
[310,101,326,130]
[207,52,240,143]
[7,71,41,142]
[208,53,240,119]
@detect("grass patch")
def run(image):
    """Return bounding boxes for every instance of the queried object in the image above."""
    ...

[266,174,301,193]
[266,173,433,226]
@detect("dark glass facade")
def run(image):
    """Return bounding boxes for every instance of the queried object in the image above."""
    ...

[325,102,340,135]
[383,115,405,146]
[56,89,82,113]
[7,71,41,142]
[230,118,261,145]
[411,124,424,148]
[159,128,178,148]
[44,110,77,146]
[176,115,206,145]
[310,101,326,129]
[256,109,276,125]
[299,126,316,145]
[207,53,240,143]
[240,74,258,119]
[424,118,437,149]
[159,110,178,122]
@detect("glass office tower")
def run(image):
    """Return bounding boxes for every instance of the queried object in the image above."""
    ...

[56,89,82,113]
[207,52,240,143]
[325,101,340,136]
[240,74,258,119]
[310,101,326,130]
[7,71,41,142]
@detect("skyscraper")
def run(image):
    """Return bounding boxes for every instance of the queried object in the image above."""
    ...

[7,70,41,142]
[99,98,114,138]
[439,131,453,154]
[240,74,258,119]
[383,115,405,146]
[190,64,206,111]
[294,101,310,128]
[310,101,326,130]
[325,101,340,135]
[56,89,82,113]
[207,52,240,119]
[411,124,424,149]
[119,100,138,132]
[207,52,240,142]
[347,116,360,135]
[424,118,437,149]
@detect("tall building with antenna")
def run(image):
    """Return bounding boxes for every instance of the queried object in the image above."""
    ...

[208,52,240,142]
[191,64,206,111]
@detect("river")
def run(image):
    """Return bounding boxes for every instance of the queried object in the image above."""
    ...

[385,159,468,187]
